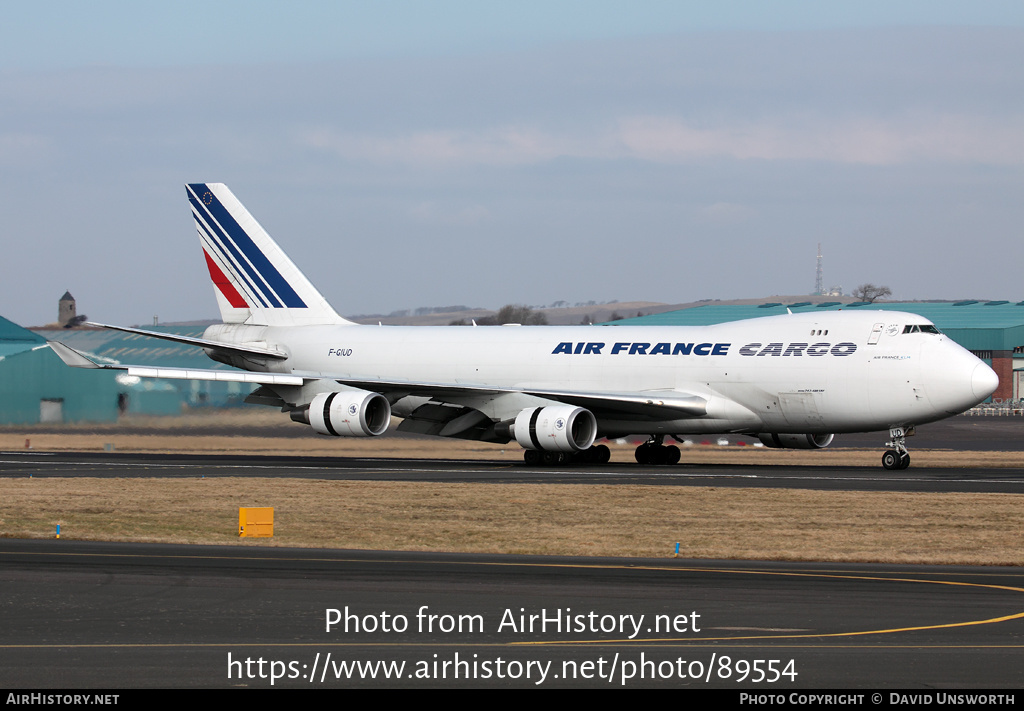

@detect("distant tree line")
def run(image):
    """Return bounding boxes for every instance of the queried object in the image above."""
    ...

[450,304,548,326]
[412,305,474,316]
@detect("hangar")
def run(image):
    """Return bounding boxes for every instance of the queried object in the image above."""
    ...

[0,315,119,424]
[0,309,255,424]
[617,300,1024,403]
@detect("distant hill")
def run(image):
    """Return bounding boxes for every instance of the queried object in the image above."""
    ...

[115,294,974,329]
[346,295,866,326]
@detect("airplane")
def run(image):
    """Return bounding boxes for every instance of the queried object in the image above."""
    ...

[48,183,999,470]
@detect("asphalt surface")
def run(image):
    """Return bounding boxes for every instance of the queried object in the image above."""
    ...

[3,414,1023,493]
[2,539,1022,689]
[2,450,1024,493]
[15,413,1024,449]
[2,415,1022,690]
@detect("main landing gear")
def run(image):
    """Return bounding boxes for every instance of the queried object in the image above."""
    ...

[634,435,681,465]
[881,426,913,470]
[523,444,611,466]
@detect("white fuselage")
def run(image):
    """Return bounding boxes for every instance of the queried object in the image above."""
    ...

[205,310,996,438]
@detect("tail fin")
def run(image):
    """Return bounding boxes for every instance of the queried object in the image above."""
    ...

[186,183,353,326]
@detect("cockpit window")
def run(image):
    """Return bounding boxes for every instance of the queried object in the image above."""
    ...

[902,324,941,334]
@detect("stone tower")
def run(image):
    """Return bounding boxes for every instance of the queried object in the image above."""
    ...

[58,291,76,327]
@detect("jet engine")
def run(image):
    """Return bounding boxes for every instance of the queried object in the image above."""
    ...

[757,433,834,449]
[297,390,392,437]
[512,406,597,452]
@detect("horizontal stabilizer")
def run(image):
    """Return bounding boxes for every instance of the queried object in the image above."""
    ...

[86,322,288,359]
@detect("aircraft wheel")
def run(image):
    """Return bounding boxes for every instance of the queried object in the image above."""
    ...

[542,451,567,466]
[663,445,680,465]
[898,452,911,470]
[563,446,612,465]
[881,450,901,470]
[523,449,541,465]
[635,444,652,465]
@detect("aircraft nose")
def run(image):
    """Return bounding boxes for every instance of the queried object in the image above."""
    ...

[972,361,999,401]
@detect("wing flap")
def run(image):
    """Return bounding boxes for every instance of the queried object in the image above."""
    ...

[395,403,492,438]
[125,366,303,385]
[51,339,707,420]
[523,390,708,418]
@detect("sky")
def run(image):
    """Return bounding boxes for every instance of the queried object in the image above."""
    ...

[3,2,1024,326]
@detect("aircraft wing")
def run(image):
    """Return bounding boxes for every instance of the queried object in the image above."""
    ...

[49,341,707,419]
[47,341,303,386]
[323,376,708,418]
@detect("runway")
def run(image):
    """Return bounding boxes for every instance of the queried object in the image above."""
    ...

[1,539,1022,688]
[2,450,1024,493]
[2,418,1022,689]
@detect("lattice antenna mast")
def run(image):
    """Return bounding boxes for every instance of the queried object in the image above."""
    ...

[814,243,824,296]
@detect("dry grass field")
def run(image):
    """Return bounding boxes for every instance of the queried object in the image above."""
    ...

[2,477,1022,565]
[1,410,1022,565]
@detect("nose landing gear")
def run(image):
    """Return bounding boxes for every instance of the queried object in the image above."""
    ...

[882,426,913,470]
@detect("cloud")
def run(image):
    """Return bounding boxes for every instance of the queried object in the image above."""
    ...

[616,114,1024,165]
[294,112,1024,168]
[295,125,577,166]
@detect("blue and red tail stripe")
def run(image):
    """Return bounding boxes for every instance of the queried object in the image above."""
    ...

[187,184,307,310]
[193,211,268,308]
[202,249,249,309]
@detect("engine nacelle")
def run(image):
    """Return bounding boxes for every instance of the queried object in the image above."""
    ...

[757,433,835,449]
[306,390,391,437]
[513,406,597,452]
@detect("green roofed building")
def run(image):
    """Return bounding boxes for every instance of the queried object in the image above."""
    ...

[615,301,1024,402]
[0,314,258,424]
[0,316,120,424]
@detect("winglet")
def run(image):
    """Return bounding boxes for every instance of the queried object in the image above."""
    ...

[48,341,103,369]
